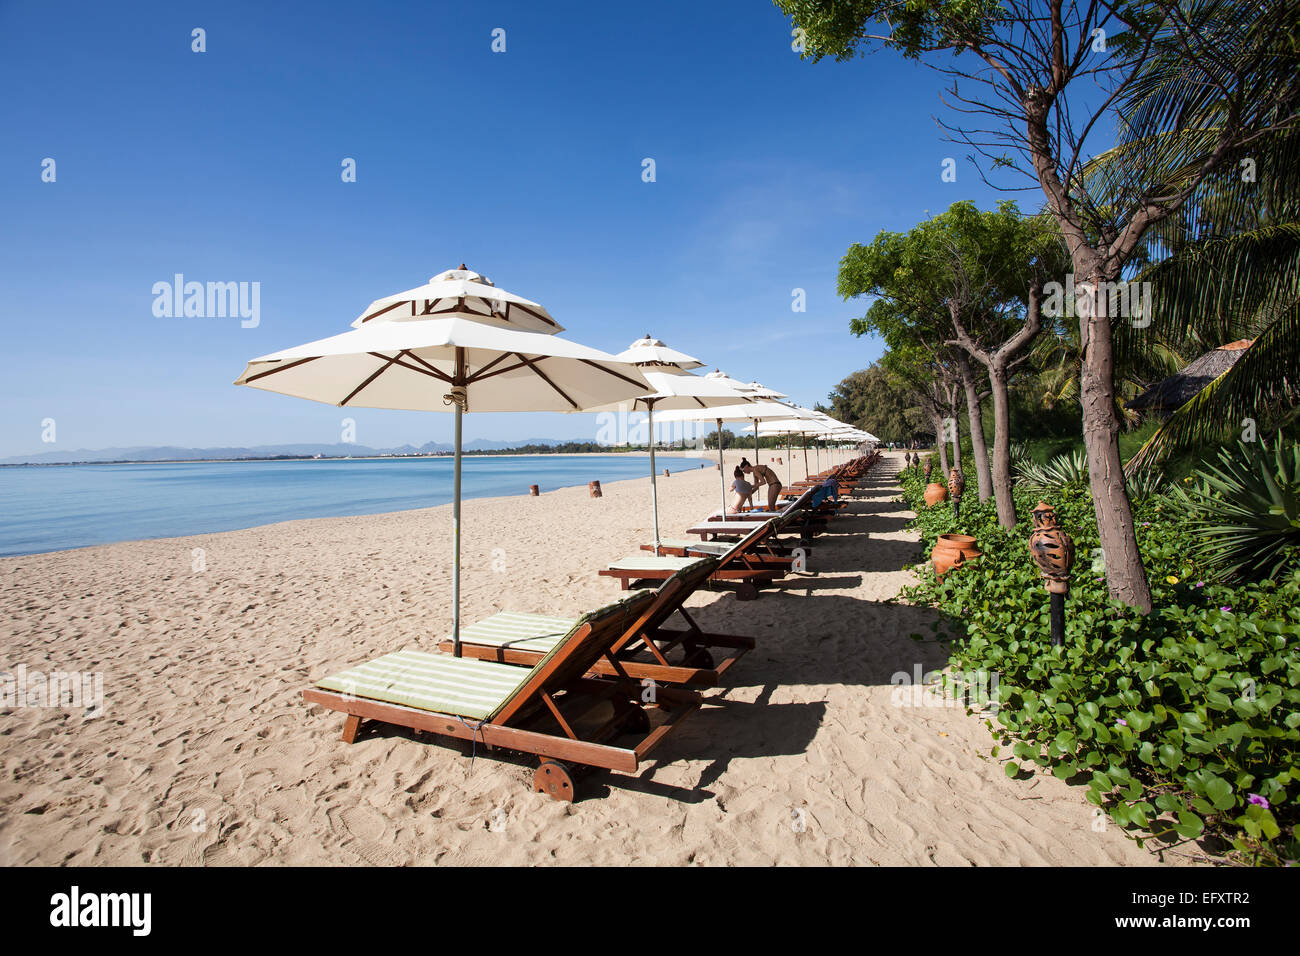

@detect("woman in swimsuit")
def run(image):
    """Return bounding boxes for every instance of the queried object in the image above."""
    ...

[730,466,755,513]
[740,457,783,511]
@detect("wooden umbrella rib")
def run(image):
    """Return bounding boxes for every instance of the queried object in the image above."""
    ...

[358,301,406,324]
[398,351,455,383]
[372,351,454,384]
[466,358,530,383]
[510,301,560,329]
[465,352,511,382]
[339,352,403,406]
[243,355,320,383]
[512,353,578,409]
[577,359,645,389]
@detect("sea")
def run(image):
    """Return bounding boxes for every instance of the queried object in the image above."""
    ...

[0,455,711,557]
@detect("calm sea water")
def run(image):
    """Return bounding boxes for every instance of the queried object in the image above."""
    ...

[0,455,710,557]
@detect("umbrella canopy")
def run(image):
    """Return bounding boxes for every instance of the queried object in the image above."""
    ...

[586,347,750,551]
[234,267,650,656]
[351,266,561,333]
[743,381,788,399]
[1127,339,1253,416]
[613,335,705,374]
[656,400,821,496]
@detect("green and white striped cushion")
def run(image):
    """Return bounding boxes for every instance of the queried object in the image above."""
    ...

[450,611,576,653]
[607,555,698,573]
[648,538,698,551]
[315,649,533,720]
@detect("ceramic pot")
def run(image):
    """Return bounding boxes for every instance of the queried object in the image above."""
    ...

[923,482,948,507]
[931,533,982,576]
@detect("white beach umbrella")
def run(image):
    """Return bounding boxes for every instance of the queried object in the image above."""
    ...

[656,400,822,508]
[234,267,650,656]
[587,345,750,553]
[746,413,844,480]
[613,335,705,374]
[352,266,562,333]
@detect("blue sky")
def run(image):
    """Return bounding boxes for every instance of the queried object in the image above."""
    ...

[0,0,1010,456]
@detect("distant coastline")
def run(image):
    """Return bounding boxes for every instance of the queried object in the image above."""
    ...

[0,447,715,468]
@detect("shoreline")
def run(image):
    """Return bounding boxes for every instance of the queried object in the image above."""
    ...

[0,448,807,468]
[0,452,727,561]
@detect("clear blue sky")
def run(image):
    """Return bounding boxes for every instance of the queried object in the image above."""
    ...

[0,0,1008,456]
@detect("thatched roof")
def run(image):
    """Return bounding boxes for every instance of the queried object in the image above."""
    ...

[1127,339,1253,414]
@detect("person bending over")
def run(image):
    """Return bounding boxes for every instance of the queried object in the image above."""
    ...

[740,457,783,511]
[730,466,754,513]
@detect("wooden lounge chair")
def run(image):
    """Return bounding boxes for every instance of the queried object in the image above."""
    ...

[438,557,753,686]
[599,520,785,600]
[303,591,699,801]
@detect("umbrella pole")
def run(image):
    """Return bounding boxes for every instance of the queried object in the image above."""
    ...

[802,434,809,479]
[451,350,466,658]
[786,433,791,485]
[753,418,760,509]
[647,400,661,555]
[717,417,726,515]
[452,397,463,656]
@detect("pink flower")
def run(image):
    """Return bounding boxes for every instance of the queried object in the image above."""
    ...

[1248,793,1269,809]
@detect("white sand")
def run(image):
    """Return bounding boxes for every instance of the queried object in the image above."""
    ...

[0,451,1199,865]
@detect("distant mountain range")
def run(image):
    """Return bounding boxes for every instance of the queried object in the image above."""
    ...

[0,438,594,465]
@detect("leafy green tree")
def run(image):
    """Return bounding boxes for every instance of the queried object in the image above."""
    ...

[820,365,918,443]
[840,200,1063,528]
[777,0,1300,612]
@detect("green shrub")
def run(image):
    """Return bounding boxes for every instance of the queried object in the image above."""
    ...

[1171,435,1300,582]
[898,470,1299,864]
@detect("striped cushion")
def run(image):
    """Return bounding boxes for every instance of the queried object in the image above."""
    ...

[315,649,533,720]
[450,611,576,653]
[688,521,768,533]
[607,555,699,573]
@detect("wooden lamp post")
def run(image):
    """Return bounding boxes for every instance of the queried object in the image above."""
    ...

[1028,501,1076,647]
[948,467,965,522]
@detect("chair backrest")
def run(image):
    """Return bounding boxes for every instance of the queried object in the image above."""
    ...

[772,486,817,532]
[713,520,774,572]
[608,557,718,654]
[492,589,656,724]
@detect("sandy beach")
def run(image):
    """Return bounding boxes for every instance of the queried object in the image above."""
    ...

[0,451,1196,866]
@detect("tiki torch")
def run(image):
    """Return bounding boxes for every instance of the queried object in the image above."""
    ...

[948,467,965,523]
[1028,501,1076,648]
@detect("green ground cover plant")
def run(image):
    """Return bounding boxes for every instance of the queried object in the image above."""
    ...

[898,462,1300,865]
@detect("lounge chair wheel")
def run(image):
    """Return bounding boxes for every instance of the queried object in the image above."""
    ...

[534,760,576,802]
[735,582,759,601]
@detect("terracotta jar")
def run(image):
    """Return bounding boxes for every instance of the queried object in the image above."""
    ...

[923,482,949,507]
[931,533,982,576]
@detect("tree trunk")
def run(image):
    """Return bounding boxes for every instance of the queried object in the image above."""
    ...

[988,363,1017,529]
[933,414,949,474]
[957,353,993,501]
[1077,272,1154,613]
[949,416,961,480]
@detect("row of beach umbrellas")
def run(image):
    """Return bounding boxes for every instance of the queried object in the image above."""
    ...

[233,267,876,654]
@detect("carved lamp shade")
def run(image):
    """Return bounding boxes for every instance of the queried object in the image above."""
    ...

[923,461,932,480]
[1028,501,1076,594]
[947,467,965,501]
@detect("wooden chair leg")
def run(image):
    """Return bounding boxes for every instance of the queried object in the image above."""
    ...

[341,714,364,743]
